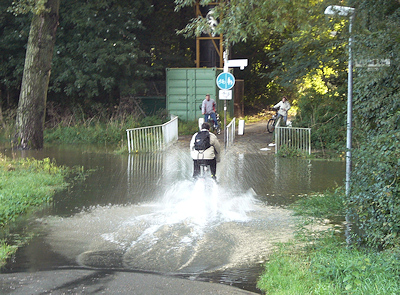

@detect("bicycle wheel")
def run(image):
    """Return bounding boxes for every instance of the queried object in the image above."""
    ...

[267,119,275,133]
[199,164,207,178]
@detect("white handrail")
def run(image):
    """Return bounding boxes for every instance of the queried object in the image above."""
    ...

[275,124,311,155]
[126,115,178,153]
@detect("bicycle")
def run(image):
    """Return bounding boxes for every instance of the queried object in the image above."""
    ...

[199,104,221,135]
[199,163,209,178]
[267,109,281,133]
[197,161,217,181]
[206,113,221,135]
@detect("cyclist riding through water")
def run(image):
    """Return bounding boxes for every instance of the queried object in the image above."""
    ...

[190,122,221,181]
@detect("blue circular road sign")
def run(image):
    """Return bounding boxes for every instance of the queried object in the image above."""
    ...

[216,72,235,90]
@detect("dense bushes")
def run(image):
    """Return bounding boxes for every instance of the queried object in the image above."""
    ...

[292,90,346,152]
[43,104,169,146]
[349,131,400,249]
[345,0,400,249]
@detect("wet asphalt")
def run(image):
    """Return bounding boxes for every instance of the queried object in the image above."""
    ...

[0,269,259,294]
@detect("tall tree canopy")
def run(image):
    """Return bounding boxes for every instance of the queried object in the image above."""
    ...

[50,0,152,101]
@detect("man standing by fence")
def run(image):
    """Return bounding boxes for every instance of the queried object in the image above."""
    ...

[202,94,219,130]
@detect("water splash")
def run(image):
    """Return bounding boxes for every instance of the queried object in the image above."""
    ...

[43,179,296,274]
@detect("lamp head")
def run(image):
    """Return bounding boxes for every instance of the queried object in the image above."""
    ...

[324,5,355,17]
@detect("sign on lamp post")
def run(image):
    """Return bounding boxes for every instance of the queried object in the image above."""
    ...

[216,72,235,90]
[216,72,235,148]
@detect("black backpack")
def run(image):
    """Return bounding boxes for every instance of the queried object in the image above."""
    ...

[194,131,211,151]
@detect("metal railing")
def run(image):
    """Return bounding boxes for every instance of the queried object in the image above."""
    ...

[126,115,178,153]
[225,117,236,148]
[275,123,311,155]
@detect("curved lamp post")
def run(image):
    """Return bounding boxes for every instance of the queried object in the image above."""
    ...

[324,5,355,197]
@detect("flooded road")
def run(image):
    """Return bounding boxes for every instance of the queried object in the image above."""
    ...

[2,137,345,293]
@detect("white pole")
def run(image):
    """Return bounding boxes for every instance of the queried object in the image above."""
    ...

[223,49,228,149]
[324,5,355,197]
[345,14,354,197]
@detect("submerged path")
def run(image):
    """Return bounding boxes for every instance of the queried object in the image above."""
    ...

[0,122,273,295]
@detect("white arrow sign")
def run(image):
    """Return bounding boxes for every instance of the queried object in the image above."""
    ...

[219,89,232,100]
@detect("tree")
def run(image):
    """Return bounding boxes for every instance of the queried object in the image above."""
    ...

[47,0,194,112]
[13,0,60,149]
[174,0,322,46]
[49,0,153,103]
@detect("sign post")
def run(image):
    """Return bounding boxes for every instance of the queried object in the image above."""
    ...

[216,72,235,90]
[216,72,235,148]
[219,50,248,148]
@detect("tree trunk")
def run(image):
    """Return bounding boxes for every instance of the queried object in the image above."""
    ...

[15,0,60,149]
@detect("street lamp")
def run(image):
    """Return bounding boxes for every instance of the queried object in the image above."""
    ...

[324,5,355,197]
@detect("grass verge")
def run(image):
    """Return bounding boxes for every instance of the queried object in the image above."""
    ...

[0,154,72,268]
[257,188,400,294]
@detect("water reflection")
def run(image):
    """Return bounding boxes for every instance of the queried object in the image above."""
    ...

[219,151,342,205]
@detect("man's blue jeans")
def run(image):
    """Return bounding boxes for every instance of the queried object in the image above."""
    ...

[204,112,219,128]
[276,113,287,126]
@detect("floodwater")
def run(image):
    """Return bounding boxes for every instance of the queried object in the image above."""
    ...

[2,142,345,293]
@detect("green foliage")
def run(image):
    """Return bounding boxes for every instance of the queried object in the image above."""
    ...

[349,131,400,249]
[44,107,170,146]
[259,233,400,294]
[0,0,30,97]
[0,155,67,227]
[291,188,345,220]
[344,0,400,249]
[309,244,400,294]
[0,154,76,267]
[50,0,153,99]
[8,0,49,15]
[257,239,341,295]
[0,0,195,111]
[258,190,400,294]
[276,145,309,158]
[231,35,287,108]
[178,119,198,135]
[175,0,322,46]
[0,241,17,268]
[293,89,346,151]
[140,1,194,70]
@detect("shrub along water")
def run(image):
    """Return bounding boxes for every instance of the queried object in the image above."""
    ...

[44,108,170,147]
[257,188,400,294]
[0,154,69,267]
